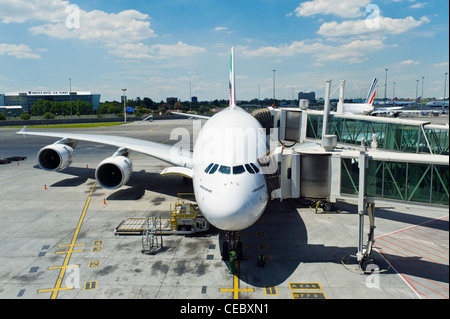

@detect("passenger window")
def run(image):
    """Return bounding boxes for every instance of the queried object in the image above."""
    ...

[245,164,255,174]
[209,164,219,174]
[204,163,214,174]
[219,165,231,175]
[250,163,260,173]
[233,165,245,175]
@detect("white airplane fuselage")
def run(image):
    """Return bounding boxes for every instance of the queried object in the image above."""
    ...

[192,106,269,231]
[343,103,374,115]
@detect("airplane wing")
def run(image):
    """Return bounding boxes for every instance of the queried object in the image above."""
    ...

[172,112,211,120]
[17,127,192,168]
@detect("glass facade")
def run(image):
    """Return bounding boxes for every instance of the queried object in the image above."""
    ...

[341,158,449,205]
[300,112,449,205]
[307,114,449,155]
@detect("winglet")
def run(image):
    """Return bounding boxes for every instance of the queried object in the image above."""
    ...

[229,47,236,109]
[18,126,27,134]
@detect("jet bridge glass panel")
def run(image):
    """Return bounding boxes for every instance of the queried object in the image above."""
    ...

[340,158,449,205]
[306,114,449,155]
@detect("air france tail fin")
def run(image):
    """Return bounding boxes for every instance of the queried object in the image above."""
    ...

[365,78,378,105]
[229,47,236,109]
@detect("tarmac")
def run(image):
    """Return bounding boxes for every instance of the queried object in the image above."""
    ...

[0,119,448,300]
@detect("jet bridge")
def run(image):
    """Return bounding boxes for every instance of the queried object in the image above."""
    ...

[267,107,449,206]
[255,81,449,269]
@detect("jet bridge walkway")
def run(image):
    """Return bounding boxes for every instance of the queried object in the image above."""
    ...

[270,107,449,206]
[259,102,449,269]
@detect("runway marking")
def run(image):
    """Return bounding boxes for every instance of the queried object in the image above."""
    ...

[290,283,322,290]
[265,286,277,295]
[38,182,98,299]
[375,215,449,299]
[290,282,326,299]
[84,281,97,290]
[219,273,254,299]
[292,292,327,299]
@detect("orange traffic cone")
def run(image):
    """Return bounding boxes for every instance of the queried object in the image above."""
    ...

[103,198,107,205]
[44,184,47,190]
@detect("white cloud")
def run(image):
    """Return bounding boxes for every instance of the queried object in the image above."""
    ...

[242,38,386,64]
[150,41,206,57]
[106,41,206,60]
[432,62,449,68]
[294,0,371,18]
[0,43,41,59]
[0,0,205,60]
[318,16,430,37]
[410,2,428,9]
[0,0,68,23]
[29,9,155,43]
[400,59,420,65]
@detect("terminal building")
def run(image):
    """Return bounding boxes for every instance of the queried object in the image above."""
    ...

[0,91,101,113]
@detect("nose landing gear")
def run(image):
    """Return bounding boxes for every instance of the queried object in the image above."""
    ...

[221,231,243,261]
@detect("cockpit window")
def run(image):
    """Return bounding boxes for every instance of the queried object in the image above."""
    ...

[204,163,214,174]
[218,165,231,175]
[250,163,260,173]
[233,165,245,175]
[245,164,255,174]
[209,164,219,174]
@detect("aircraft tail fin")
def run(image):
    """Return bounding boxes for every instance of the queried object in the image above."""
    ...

[365,78,378,105]
[229,47,236,109]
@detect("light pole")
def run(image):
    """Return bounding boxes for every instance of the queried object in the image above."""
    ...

[69,78,72,116]
[384,68,388,103]
[421,77,424,110]
[444,72,448,102]
[393,82,396,101]
[122,88,127,123]
[416,79,419,101]
[258,84,260,106]
[273,70,276,107]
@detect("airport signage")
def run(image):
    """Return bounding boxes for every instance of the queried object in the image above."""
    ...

[27,91,91,96]
[28,91,70,96]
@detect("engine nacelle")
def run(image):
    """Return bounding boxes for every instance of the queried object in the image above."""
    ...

[38,144,75,172]
[95,156,133,190]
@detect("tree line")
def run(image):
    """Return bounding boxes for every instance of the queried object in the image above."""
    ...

[30,100,93,116]
[16,96,275,120]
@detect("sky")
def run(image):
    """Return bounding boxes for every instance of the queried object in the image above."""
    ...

[0,0,448,102]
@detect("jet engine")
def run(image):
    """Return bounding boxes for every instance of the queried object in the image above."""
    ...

[95,154,133,190]
[38,144,75,172]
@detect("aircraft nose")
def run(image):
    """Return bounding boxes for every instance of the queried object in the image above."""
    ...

[198,183,267,231]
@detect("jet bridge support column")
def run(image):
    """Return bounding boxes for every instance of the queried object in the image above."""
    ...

[356,150,377,270]
[357,150,366,262]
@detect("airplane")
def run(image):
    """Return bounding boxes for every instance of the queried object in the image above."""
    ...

[17,47,269,260]
[342,78,378,115]
[373,97,421,107]
[371,97,446,117]
[426,100,449,108]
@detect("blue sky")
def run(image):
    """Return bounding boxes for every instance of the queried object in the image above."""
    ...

[0,0,448,102]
